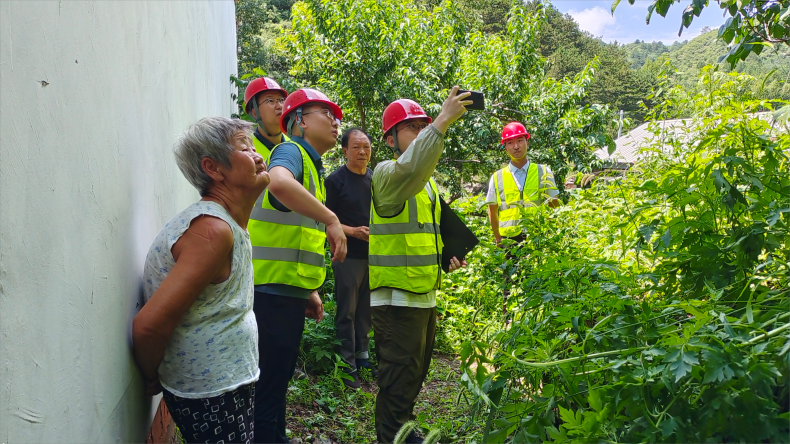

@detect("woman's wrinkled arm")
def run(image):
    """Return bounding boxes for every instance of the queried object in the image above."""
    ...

[132,215,234,382]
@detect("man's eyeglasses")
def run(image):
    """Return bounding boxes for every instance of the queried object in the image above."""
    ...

[397,122,429,133]
[257,97,286,107]
[302,108,339,122]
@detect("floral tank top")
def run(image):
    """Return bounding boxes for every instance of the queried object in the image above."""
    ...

[142,201,259,398]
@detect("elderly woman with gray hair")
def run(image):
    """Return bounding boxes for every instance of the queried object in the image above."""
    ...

[133,117,269,444]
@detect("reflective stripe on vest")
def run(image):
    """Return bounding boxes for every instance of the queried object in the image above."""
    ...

[494,163,555,237]
[369,178,443,294]
[249,140,326,289]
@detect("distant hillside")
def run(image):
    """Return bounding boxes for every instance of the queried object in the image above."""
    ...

[622,40,687,70]
[623,30,790,100]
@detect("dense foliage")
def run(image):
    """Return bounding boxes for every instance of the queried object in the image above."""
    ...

[623,30,790,102]
[612,0,790,68]
[230,2,790,442]
[278,0,615,198]
[438,73,789,442]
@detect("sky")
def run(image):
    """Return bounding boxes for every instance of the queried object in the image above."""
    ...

[549,1,729,44]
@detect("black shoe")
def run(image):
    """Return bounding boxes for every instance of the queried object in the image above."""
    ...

[291,367,308,381]
[342,370,361,389]
[404,430,424,443]
[356,358,378,378]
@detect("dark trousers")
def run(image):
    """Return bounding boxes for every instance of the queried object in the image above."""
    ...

[502,233,526,314]
[371,305,437,443]
[253,292,308,444]
[163,383,255,444]
[332,257,371,370]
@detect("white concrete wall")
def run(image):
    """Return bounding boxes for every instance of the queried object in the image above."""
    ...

[0,1,237,441]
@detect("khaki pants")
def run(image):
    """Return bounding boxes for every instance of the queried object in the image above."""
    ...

[371,305,437,443]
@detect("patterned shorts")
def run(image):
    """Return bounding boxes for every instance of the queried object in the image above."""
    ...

[162,383,254,444]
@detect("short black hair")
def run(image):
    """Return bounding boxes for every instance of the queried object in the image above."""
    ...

[341,127,371,148]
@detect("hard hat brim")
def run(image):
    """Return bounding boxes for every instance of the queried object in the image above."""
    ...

[278,99,344,134]
[382,116,433,139]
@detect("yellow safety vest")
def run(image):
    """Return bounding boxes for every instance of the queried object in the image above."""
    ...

[369,179,443,294]
[251,132,290,161]
[249,140,326,289]
[493,163,556,238]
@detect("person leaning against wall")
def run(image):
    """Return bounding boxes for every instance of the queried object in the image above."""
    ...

[250,87,347,444]
[485,121,560,314]
[324,127,375,389]
[133,117,268,444]
[370,87,471,444]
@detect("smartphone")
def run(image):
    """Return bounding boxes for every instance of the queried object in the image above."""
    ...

[456,89,485,110]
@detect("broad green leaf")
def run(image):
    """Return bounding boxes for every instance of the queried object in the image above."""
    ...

[663,349,700,382]
[702,349,736,383]
[559,406,582,427]
[660,228,672,248]
[588,389,603,412]
[766,208,789,226]
[660,416,677,437]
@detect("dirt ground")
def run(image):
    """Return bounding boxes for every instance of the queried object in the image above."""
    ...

[284,353,474,444]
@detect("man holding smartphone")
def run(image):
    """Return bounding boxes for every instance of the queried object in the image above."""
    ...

[369,87,471,443]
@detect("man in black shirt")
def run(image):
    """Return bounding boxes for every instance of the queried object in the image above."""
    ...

[325,127,374,389]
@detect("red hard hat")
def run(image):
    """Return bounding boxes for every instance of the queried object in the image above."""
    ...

[279,88,343,134]
[244,77,288,113]
[382,99,433,139]
[501,121,531,144]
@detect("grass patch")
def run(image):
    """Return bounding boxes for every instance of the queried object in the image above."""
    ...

[284,353,482,443]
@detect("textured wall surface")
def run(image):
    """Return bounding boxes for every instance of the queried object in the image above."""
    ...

[0,2,237,441]
[145,400,176,444]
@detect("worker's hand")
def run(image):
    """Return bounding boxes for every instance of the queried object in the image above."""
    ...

[432,86,473,134]
[326,220,348,262]
[494,234,502,247]
[352,226,370,242]
[448,256,467,273]
[305,290,324,323]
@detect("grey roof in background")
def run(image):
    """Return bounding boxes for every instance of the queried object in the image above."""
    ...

[595,112,780,164]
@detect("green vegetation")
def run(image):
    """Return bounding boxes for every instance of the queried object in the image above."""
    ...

[447,72,789,441]
[280,0,615,198]
[233,0,790,441]
[287,71,790,442]
[624,30,790,101]
[532,4,658,123]
[613,0,790,68]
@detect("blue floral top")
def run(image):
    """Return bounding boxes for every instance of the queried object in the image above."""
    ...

[143,201,258,398]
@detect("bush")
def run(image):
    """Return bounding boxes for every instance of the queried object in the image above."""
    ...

[448,71,789,442]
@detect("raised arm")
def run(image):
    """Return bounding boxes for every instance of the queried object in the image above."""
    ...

[373,87,471,216]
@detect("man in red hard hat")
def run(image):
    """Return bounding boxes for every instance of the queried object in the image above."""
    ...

[369,86,471,444]
[486,121,559,313]
[243,77,289,159]
[250,87,347,443]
